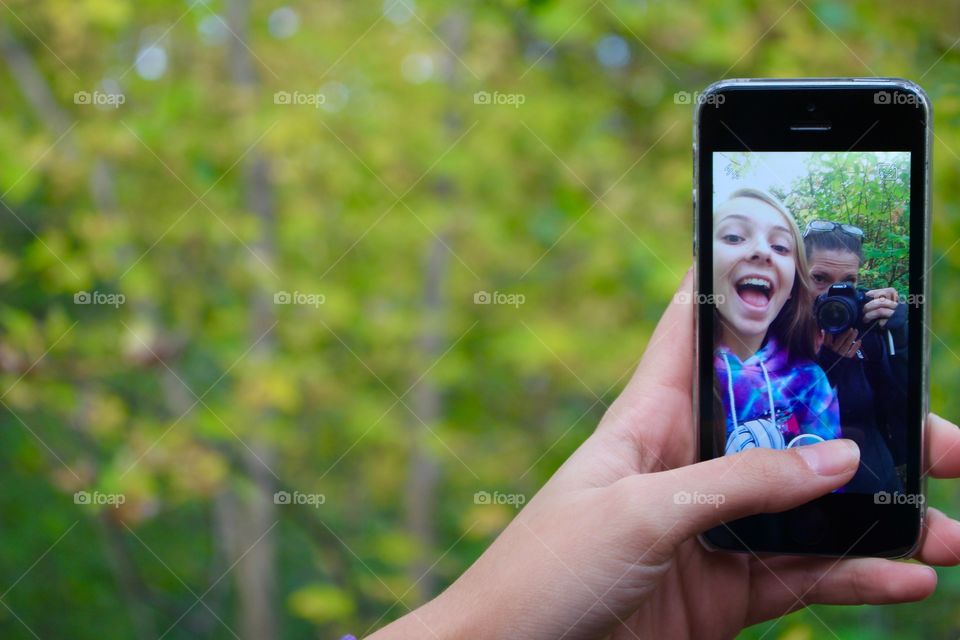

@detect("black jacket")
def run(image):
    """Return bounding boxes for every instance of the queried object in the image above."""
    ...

[817,302,908,493]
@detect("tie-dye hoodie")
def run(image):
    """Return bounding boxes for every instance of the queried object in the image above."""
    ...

[715,336,840,455]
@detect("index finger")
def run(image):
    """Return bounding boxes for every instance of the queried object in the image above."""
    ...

[622,267,694,396]
[926,413,960,479]
[866,287,899,303]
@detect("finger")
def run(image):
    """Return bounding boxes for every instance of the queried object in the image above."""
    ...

[926,413,960,478]
[622,439,860,544]
[822,335,840,354]
[863,309,894,323]
[866,287,899,303]
[864,296,897,308]
[744,556,936,626]
[863,298,897,314]
[863,307,897,325]
[835,328,854,350]
[866,287,898,300]
[842,329,858,352]
[837,330,857,357]
[914,507,960,566]
[621,267,694,396]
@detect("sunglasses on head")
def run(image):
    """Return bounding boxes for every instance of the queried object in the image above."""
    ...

[802,220,864,240]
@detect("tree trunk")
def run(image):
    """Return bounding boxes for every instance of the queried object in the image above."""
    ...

[401,8,469,604]
[220,1,280,638]
[404,234,446,602]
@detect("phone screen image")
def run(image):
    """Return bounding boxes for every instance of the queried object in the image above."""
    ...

[711,151,911,497]
[695,81,928,557]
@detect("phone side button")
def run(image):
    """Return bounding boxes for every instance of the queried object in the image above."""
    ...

[692,188,698,255]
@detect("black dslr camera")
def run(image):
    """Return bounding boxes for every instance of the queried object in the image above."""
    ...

[814,282,872,334]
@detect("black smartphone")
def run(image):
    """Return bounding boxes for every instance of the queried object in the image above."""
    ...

[693,78,930,557]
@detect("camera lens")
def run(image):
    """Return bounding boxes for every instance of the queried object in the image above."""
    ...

[806,102,816,112]
[817,299,853,334]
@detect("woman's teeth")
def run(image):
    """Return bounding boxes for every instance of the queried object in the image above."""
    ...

[735,276,773,306]
[736,276,772,291]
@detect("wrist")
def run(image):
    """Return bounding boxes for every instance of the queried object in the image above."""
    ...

[365,582,486,639]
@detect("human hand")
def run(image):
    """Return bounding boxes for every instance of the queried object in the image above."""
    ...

[863,287,900,326]
[823,327,861,359]
[368,269,960,640]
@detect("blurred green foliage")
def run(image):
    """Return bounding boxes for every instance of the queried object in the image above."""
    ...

[778,151,910,292]
[0,0,958,638]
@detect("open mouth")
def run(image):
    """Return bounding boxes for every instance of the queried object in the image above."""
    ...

[734,275,774,308]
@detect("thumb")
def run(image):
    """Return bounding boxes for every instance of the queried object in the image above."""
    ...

[620,267,694,400]
[624,439,860,545]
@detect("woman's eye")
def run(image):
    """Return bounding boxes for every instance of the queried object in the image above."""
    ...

[722,234,743,243]
[772,244,790,255]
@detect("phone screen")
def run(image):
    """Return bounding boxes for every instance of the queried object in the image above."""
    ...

[711,150,913,498]
[695,81,928,556]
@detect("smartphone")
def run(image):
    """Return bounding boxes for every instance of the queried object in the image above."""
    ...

[693,78,930,557]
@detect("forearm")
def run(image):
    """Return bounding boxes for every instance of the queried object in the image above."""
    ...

[366,589,472,639]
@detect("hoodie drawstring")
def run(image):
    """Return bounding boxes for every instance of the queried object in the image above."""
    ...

[722,353,737,429]
[722,352,777,430]
[759,359,776,425]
